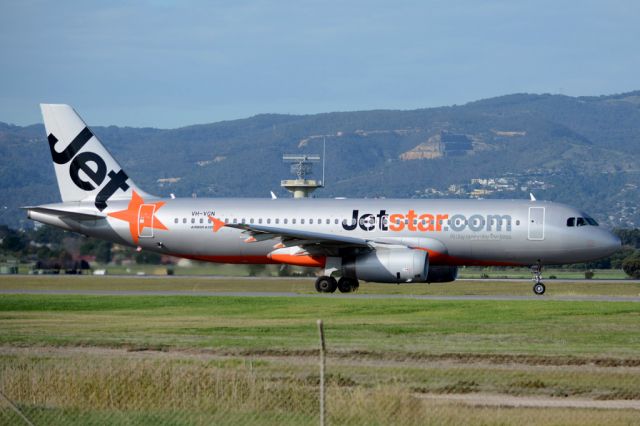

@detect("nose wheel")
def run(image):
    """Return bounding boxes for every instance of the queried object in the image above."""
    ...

[531,264,545,295]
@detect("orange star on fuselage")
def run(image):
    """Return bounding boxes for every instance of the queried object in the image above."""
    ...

[107,191,168,244]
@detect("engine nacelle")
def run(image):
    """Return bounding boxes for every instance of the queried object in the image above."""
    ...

[426,265,458,283]
[343,248,428,283]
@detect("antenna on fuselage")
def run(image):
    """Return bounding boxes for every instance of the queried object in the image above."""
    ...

[529,193,537,201]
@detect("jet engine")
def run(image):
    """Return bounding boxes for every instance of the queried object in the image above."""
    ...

[425,265,458,283]
[342,248,428,283]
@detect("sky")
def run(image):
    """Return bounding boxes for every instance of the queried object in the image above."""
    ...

[0,0,639,128]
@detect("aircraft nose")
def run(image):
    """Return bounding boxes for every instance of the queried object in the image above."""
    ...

[599,230,622,256]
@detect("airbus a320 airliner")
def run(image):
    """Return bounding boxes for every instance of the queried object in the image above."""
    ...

[26,105,621,295]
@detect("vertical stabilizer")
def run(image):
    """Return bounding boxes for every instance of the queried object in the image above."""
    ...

[40,104,150,211]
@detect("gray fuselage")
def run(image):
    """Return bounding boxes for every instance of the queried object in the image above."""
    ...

[30,197,621,267]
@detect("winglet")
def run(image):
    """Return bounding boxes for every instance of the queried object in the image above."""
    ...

[270,191,277,199]
[208,216,225,232]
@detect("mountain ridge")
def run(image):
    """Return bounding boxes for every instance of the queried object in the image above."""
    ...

[1,91,639,229]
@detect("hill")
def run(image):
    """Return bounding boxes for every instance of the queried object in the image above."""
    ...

[1,91,639,229]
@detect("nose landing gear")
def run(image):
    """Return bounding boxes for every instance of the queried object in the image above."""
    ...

[531,264,545,295]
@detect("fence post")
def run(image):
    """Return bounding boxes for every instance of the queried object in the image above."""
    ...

[317,319,326,426]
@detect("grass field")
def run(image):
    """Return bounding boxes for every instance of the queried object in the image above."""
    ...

[0,276,639,424]
[1,274,640,296]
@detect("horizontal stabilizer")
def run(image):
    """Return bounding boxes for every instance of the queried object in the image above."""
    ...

[22,206,106,221]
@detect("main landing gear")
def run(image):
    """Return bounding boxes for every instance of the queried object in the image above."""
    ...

[315,276,359,293]
[531,264,545,296]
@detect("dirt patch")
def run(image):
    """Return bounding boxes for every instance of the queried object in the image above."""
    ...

[2,345,639,369]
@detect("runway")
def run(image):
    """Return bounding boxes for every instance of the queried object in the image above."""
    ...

[1,288,639,302]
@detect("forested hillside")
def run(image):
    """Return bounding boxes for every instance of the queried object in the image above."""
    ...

[1,91,639,229]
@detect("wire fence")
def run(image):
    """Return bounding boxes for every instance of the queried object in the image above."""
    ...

[1,323,640,425]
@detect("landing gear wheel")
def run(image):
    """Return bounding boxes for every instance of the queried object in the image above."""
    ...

[315,276,337,293]
[531,263,545,296]
[337,277,359,293]
[533,282,546,295]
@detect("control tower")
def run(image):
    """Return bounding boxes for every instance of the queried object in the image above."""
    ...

[281,153,324,198]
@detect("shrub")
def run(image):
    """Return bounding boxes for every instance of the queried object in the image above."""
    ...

[622,252,640,279]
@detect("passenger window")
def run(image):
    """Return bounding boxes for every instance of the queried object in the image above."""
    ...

[567,218,575,227]
[225,218,229,224]
[275,218,280,224]
[292,219,297,224]
[284,219,288,224]
[250,218,254,224]
[326,219,330,225]
[191,218,195,224]
[183,218,187,224]
[233,218,238,224]
[174,218,178,224]
[199,218,204,224]
[334,219,338,225]
[266,218,271,224]
[576,217,586,227]
[241,218,246,224]
[301,219,305,224]
[309,219,313,224]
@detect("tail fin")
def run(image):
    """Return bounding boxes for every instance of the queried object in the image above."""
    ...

[40,104,150,211]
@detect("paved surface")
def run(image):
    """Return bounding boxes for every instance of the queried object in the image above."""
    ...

[1,288,639,302]
[419,393,640,410]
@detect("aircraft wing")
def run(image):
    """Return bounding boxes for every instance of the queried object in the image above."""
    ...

[224,223,372,248]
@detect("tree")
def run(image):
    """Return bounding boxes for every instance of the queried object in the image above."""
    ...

[622,251,640,279]
[30,225,67,245]
[135,251,162,264]
[80,239,112,263]
[615,229,640,249]
[1,231,26,253]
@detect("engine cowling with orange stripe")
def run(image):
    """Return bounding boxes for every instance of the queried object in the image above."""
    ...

[342,248,429,283]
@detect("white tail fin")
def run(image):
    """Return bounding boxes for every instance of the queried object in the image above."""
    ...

[40,104,150,211]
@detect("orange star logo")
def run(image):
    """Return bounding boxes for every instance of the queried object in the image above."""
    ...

[108,191,168,244]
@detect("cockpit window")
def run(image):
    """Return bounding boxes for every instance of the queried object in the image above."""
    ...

[568,216,599,227]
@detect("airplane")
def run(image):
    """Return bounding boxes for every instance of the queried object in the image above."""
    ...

[25,104,621,295]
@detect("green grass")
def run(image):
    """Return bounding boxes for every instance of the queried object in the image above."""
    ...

[1,275,640,296]
[0,294,638,357]
[0,292,638,425]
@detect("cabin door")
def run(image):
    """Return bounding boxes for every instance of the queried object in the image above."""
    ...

[527,207,545,240]
[138,204,156,238]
